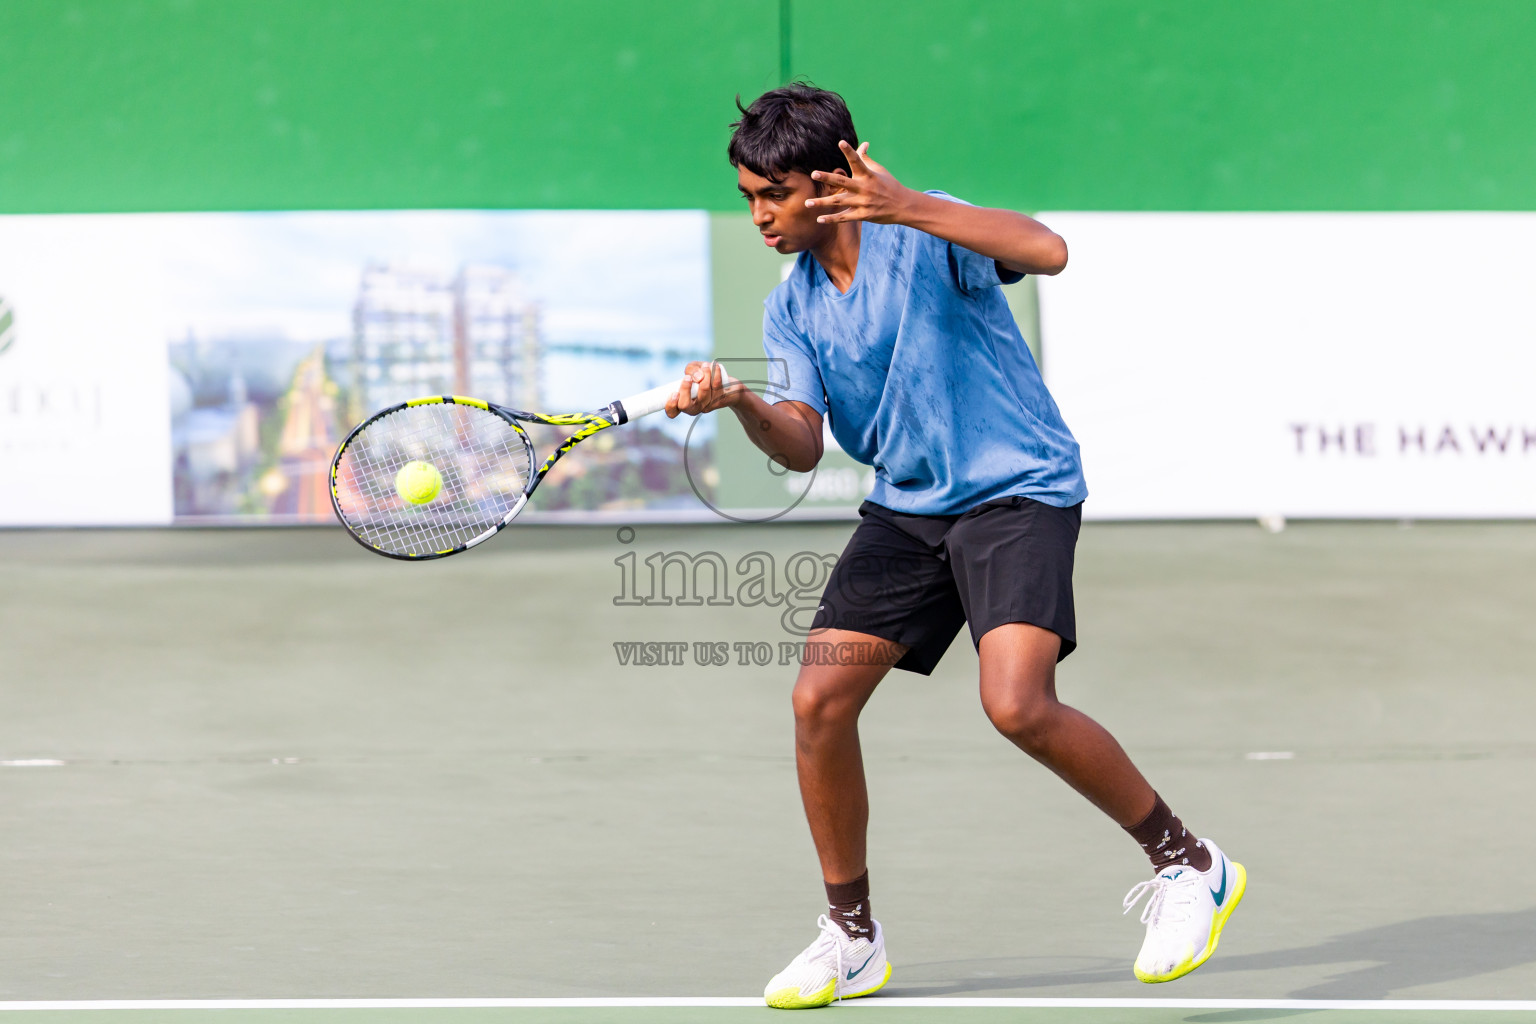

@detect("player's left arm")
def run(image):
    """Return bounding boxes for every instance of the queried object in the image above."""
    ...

[806,140,1067,276]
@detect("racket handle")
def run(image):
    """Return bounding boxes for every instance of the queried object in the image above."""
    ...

[617,368,737,422]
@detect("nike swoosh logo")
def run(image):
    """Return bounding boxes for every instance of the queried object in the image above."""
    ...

[1210,860,1228,906]
[846,948,879,980]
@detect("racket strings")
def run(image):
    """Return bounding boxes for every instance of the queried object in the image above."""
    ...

[333,404,534,557]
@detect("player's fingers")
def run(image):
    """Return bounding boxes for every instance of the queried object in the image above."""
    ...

[845,141,890,179]
[679,361,711,412]
[703,361,731,411]
[810,170,855,190]
[840,139,871,172]
[813,193,867,217]
[671,367,705,415]
[858,148,890,175]
[806,191,854,209]
[706,364,742,409]
[690,362,713,401]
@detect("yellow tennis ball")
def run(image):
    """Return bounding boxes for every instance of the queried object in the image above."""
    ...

[394,460,443,505]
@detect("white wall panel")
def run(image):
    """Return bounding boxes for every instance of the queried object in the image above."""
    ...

[0,216,172,525]
[1040,213,1536,518]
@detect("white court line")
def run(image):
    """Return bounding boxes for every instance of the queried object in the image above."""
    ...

[0,998,1534,1010]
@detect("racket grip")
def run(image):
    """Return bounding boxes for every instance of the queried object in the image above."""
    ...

[617,368,737,422]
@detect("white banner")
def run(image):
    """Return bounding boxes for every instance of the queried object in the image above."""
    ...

[1039,213,1536,519]
[0,211,712,526]
[0,216,173,525]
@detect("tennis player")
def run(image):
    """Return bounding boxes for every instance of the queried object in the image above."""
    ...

[668,84,1245,1008]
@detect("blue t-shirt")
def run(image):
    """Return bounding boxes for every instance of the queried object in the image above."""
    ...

[761,191,1088,515]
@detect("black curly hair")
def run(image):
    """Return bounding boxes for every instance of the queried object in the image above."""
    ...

[728,83,859,184]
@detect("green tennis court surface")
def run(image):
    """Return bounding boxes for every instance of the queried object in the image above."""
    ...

[3,523,1535,1023]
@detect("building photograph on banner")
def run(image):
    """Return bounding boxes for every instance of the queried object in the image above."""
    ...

[163,211,711,523]
[0,210,712,526]
[1039,213,1536,520]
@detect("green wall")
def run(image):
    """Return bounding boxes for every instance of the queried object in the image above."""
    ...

[795,1,1536,212]
[3,0,1534,213]
[0,0,781,213]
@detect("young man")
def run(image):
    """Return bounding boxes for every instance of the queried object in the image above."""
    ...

[667,85,1245,1009]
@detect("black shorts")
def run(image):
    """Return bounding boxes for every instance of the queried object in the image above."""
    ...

[810,496,1082,676]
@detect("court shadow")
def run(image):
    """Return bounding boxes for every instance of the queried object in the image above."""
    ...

[888,908,1536,999]
[881,955,1128,996]
[1199,906,1536,998]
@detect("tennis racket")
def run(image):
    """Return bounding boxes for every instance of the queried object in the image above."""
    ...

[330,370,733,560]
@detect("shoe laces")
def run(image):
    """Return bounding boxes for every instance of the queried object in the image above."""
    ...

[1123,870,1203,927]
[799,914,848,1001]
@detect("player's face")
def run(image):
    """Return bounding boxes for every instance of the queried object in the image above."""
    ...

[737,165,832,254]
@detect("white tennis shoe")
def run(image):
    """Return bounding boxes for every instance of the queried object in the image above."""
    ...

[763,914,891,1009]
[1123,837,1247,983]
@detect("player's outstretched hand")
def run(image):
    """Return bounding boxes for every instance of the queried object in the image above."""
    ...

[805,141,914,225]
[666,361,739,418]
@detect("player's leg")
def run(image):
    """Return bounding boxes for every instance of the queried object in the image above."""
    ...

[764,503,966,1009]
[976,622,1155,824]
[765,634,903,1010]
[951,498,1246,984]
[977,623,1246,982]
[790,632,904,889]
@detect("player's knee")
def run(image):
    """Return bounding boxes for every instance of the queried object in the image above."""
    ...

[983,692,1057,751]
[791,675,858,730]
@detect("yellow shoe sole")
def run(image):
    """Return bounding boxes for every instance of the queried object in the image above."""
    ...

[844,961,892,1000]
[1135,862,1248,984]
[765,962,892,1009]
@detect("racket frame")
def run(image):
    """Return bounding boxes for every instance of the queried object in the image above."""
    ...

[330,373,727,560]
[330,394,623,561]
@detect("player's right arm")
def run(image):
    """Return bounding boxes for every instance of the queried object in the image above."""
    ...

[665,361,824,473]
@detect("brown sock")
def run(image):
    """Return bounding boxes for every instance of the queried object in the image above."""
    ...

[825,871,873,941]
[1125,794,1213,873]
